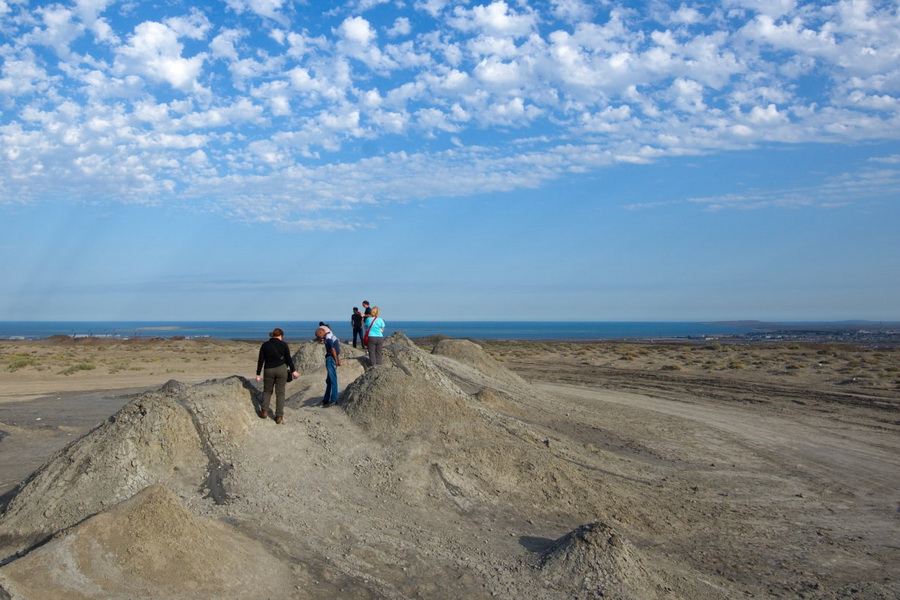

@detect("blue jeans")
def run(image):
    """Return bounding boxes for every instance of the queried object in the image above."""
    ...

[324,355,339,403]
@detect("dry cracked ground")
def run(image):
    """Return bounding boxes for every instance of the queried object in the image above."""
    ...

[0,335,897,599]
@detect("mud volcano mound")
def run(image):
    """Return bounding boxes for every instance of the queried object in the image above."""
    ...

[0,485,290,600]
[537,521,670,600]
[0,377,255,558]
[430,338,529,388]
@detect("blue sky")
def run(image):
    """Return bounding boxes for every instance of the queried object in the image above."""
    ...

[1,0,898,322]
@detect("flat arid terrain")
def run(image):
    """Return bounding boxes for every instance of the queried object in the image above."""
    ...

[0,335,897,599]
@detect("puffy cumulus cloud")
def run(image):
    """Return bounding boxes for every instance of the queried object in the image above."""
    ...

[334,15,401,71]
[745,103,789,125]
[72,0,118,43]
[474,56,531,89]
[387,16,412,37]
[0,52,50,97]
[550,0,596,24]
[337,15,377,47]
[209,28,245,60]
[414,0,452,19]
[26,4,84,58]
[668,4,706,25]
[175,98,266,129]
[1,0,898,221]
[114,20,207,92]
[669,77,707,112]
[449,1,538,38]
[578,104,635,134]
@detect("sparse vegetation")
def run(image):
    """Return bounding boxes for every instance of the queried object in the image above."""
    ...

[6,354,39,372]
[59,363,96,376]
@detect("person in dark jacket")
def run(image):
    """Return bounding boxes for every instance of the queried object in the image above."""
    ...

[255,328,298,424]
[351,307,364,348]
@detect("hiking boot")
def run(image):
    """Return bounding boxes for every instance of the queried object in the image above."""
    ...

[275,415,284,424]
[258,409,268,419]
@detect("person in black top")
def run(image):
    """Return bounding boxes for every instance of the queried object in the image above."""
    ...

[351,307,364,348]
[255,328,298,424]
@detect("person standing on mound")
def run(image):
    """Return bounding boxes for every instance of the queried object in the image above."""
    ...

[315,326,341,406]
[351,307,364,348]
[255,328,298,424]
[364,306,386,366]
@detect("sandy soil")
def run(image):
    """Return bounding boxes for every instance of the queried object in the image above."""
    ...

[0,336,897,599]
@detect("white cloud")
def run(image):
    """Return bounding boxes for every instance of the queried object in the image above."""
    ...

[550,0,596,24]
[335,16,400,71]
[252,80,292,116]
[670,78,707,112]
[414,0,451,19]
[0,53,49,96]
[164,10,212,40]
[0,0,898,223]
[225,0,288,24]
[114,21,207,92]
[73,0,117,43]
[669,4,705,25]
[723,0,797,19]
[210,28,244,61]
[474,56,528,88]
[175,98,266,129]
[337,16,377,46]
[28,5,83,58]
[869,153,900,164]
[357,0,391,12]
[684,165,900,210]
[387,17,412,38]
[579,104,634,134]
[449,1,538,38]
[746,103,788,124]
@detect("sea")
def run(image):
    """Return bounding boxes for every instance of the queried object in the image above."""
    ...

[0,321,755,342]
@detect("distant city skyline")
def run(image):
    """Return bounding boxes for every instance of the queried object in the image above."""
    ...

[1,1,898,322]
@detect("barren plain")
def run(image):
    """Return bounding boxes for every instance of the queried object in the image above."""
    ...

[0,335,897,599]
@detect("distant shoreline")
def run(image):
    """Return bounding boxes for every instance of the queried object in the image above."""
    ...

[2,320,898,343]
[703,319,900,331]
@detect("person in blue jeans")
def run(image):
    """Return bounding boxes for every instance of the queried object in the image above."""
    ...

[315,326,341,406]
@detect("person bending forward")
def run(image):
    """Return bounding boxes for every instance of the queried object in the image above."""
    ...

[316,326,342,405]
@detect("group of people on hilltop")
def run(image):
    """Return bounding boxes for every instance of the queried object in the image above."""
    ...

[253,300,387,423]
[352,300,386,365]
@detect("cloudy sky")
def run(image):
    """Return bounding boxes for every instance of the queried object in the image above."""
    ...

[1,0,898,322]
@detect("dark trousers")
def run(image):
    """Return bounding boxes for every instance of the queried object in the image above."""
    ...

[262,366,288,416]
[352,327,364,347]
[367,336,384,366]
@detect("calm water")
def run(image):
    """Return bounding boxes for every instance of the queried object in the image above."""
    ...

[0,321,754,341]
